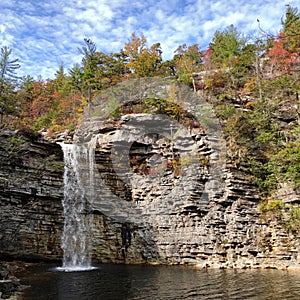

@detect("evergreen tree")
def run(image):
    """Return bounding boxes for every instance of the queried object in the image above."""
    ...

[209,24,246,68]
[281,5,300,53]
[68,63,84,93]
[79,38,99,105]
[0,46,21,123]
[54,62,69,95]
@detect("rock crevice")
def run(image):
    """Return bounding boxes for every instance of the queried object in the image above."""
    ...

[1,116,300,270]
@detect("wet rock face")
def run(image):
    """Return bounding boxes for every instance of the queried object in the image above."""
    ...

[0,131,64,261]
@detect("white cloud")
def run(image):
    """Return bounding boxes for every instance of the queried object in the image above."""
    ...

[0,0,297,79]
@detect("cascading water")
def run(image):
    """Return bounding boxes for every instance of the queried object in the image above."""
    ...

[58,143,96,272]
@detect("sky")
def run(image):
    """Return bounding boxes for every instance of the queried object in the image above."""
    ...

[0,0,297,79]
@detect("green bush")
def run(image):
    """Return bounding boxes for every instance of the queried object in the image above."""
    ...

[259,199,284,220]
[285,207,300,232]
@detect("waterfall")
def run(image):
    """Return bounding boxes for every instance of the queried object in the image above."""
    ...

[58,143,96,272]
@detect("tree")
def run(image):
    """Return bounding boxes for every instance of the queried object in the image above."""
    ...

[54,62,69,96]
[30,80,55,118]
[0,46,21,123]
[267,6,299,78]
[230,43,256,88]
[173,43,204,85]
[123,33,162,77]
[76,38,128,107]
[17,75,34,122]
[79,38,99,105]
[68,63,84,93]
[0,46,20,80]
[267,32,297,75]
[205,26,255,93]
[93,51,128,88]
[209,25,246,68]
[107,51,129,83]
[281,5,300,54]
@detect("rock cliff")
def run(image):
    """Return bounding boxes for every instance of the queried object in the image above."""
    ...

[0,130,64,261]
[79,114,300,269]
[1,87,300,270]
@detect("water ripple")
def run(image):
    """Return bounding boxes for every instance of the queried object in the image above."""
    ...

[20,264,300,300]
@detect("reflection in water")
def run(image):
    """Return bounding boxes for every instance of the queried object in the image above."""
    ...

[20,264,300,300]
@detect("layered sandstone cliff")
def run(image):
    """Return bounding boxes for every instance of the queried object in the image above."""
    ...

[0,130,64,261]
[1,114,300,270]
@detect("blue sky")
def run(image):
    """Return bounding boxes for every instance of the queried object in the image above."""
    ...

[0,0,297,79]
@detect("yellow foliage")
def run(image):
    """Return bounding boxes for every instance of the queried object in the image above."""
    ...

[242,78,256,95]
[204,78,214,89]
[244,101,257,109]
[124,33,162,77]
[51,124,62,133]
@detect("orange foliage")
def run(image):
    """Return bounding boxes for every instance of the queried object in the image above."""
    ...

[267,32,298,74]
[28,81,58,117]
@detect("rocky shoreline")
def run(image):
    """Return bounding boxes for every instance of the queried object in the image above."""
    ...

[1,107,300,299]
[1,122,300,267]
[0,261,27,299]
[2,259,300,300]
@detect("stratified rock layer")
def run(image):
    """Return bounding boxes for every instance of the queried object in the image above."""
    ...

[0,131,64,261]
[1,118,300,269]
[81,114,300,270]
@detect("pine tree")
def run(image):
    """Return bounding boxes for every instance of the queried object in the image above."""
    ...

[209,25,246,68]
[0,46,21,123]
[281,5,300,53]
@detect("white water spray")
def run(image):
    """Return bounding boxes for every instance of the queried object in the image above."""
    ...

[58,143,96,272]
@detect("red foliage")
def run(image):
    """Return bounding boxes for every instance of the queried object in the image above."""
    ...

[29,81,54,117]
[203,48,213,68]
[267,32,298,74]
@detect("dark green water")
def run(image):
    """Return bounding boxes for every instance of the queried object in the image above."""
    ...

[20,263,300,300]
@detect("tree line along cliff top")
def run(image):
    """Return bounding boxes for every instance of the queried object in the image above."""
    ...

[0,5,299,200]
